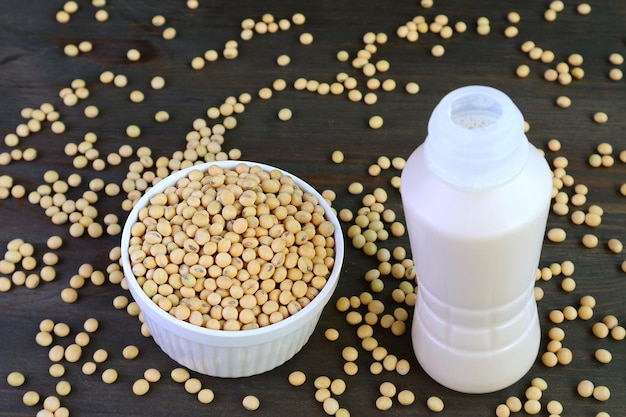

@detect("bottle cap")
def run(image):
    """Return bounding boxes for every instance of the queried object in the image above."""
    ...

[424,85,530,190]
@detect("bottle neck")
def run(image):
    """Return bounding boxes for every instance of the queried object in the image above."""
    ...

[423,86,530,190]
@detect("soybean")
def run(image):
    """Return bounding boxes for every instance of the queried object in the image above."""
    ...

[595,348,612,364]
[132,379,150,396]
[431,44,445,57]
[171,367,190,383]
[523,399,541,415]
[56,380,72,396]
[547,228,566,242]
[427,396,444,412]
[397,390,415,406]
[288,371,306,386]
[7,371,25,387]
[101,368,118,384]
[379,381,396,397]
[368,115,383,129]
[184,378,202,394]
[23,391,40,406]
[577,380,594,397]
[82,362,97,375]
[277,108,292,121]
[242,394,260,410]
[593,386,610,401]
[198,388,215,404]
[325,328,339,341]
[375,396,392,411]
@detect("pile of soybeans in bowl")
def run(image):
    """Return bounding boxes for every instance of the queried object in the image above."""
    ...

[121,160,344,377]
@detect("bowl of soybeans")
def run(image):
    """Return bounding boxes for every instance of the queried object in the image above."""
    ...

[121,160,344,377]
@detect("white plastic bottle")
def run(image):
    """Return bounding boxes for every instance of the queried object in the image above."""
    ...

[400,85,552,394]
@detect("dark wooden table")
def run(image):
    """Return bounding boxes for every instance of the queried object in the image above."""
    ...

[1,1,625,416]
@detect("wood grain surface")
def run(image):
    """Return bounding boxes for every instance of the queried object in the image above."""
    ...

[1,1,625,416]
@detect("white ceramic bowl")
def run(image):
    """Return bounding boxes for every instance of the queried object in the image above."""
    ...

[121,161,344,377]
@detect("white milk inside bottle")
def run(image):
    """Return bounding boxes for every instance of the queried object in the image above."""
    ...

[400,85,552,393]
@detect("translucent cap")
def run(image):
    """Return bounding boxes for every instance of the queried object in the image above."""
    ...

[423,85,530,190]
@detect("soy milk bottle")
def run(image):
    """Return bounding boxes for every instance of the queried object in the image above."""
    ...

[401,86,552,393]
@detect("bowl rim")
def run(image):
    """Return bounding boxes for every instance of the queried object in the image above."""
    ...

[121,160,344,340]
